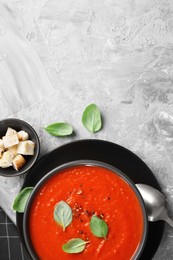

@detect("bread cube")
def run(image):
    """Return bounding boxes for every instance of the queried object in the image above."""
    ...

[0,139,5,151]
[17,130,29,141]
[2,134,19,148]
[8,145,18,157]
[5,127,17,136]
[0,148,3,158]
[17,140,35,155]
[0,150,14,168]
[12,154,26,171]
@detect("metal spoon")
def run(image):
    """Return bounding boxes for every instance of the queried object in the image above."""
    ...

[136,184,173,228]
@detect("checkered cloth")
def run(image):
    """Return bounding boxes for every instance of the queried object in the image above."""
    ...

[0,208,31,260]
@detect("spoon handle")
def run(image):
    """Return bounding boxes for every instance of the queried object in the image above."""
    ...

[165,216,173,228]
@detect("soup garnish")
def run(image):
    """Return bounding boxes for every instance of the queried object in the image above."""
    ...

[62,238,90,253]
[54,200,73,231]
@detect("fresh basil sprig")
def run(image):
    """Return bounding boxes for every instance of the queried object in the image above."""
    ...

[62,238,89,254]
[90,215,108,239]
[54,201,72,231]
[13,187,34,213]
[44,122,73,137]
[82,104,102,133]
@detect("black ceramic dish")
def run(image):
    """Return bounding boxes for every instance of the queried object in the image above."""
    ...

[16,139,165,260]
[23,160,148,260]
[0,118,40,177]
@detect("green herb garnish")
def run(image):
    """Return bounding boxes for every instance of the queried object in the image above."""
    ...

[12,187,33,213]
[44,122,73,137]
[90,215,108,239]
[54,201,72,231]
[82,104,102,133]
[62,238,89,254]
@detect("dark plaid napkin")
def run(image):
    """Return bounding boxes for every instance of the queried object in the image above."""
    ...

[0,208,31,260]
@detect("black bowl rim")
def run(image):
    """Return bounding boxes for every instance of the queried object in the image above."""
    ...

[0,118,40,177]
[23,159,148,260]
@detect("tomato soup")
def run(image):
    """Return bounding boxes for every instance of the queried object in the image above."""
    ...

[28,164,145,260]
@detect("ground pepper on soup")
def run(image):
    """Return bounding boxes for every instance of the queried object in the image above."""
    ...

[29,165,144,260]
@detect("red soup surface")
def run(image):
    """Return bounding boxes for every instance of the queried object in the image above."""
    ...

[29,165,144,260]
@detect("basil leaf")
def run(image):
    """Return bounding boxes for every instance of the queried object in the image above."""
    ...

[62,238,89,254]
[90,215,108,239]
[44,123,73,136]
[54,201,72,231]
[12,187,33,213]
[82,104,102,133]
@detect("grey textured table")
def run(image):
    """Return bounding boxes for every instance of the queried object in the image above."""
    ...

[0,0,173,259]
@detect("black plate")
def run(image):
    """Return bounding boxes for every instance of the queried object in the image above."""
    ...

[16,139,165,260]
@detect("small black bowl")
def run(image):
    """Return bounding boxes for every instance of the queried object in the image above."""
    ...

[23,160,148,260]
[0,118,40,177]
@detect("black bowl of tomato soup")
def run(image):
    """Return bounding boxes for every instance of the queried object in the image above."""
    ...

[23,160,148,260]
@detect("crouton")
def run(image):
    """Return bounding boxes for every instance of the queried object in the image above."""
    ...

[2,134,19,148]
[17,140,35,155]
[17,130,29,141]
[0,148,3,158]
[12,154,26,171]
[8,145,18,157]
[5,127,17,136]
[0,139,5,151]
[0,150,14,168]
